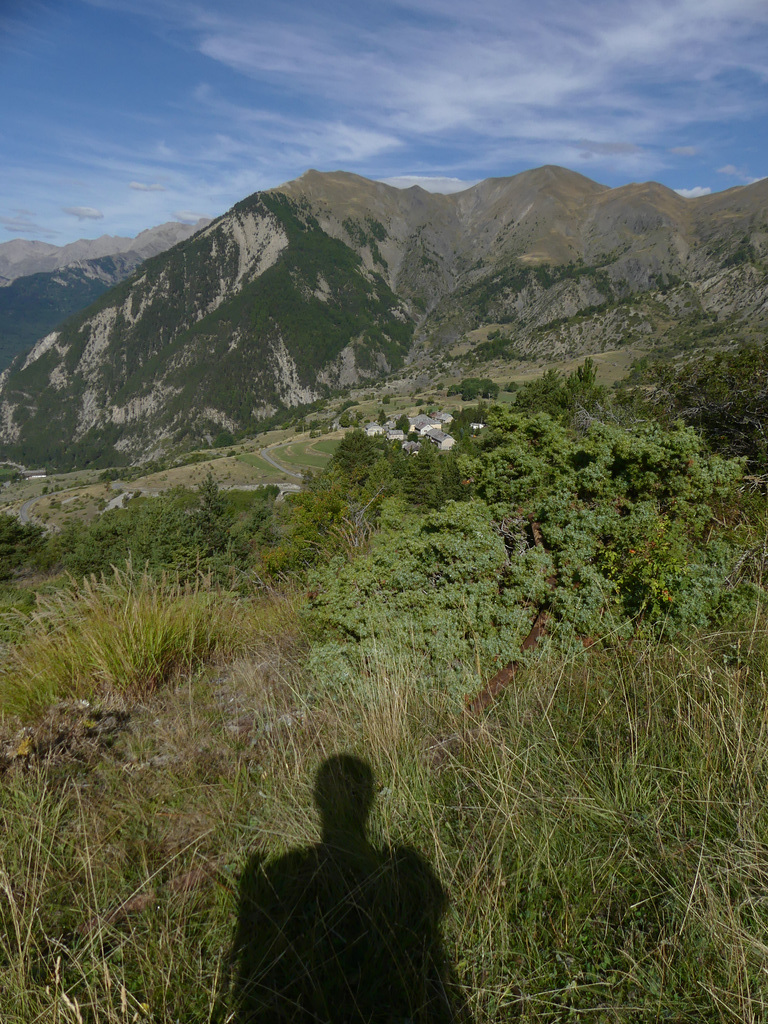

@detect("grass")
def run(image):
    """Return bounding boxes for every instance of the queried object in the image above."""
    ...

[3,582,768,1020]
[0,567,289,720]
[135,455,284,490]
[267,438,339,470]
[236,452,281,473]
[311,438,341,454]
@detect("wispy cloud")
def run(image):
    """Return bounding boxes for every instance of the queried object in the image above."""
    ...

[674,186,711,198]
[190,0,768,176]
[0,209,58,237]
[173,209,207,223]
[4,0,768,242]
[62,206,104,220]
[379,175,478,193]
[717,164,763,183]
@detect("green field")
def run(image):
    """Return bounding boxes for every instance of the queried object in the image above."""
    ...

[270,437,340,470]
[237,452,283,473]
[312,438,341,454]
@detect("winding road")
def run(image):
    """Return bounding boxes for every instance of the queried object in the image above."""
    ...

[18,495,41,525]
[10,444,305,527]
[258,443,304,479]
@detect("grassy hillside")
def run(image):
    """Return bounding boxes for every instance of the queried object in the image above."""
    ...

[2,351,768,1021]
[2,588,768,1022]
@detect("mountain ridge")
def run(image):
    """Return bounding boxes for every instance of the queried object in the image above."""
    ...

[1,166,766,469]
[0,219,212,285]
[0,219,213,372]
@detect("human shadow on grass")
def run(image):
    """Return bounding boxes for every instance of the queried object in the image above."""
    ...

[220,753,471,1023]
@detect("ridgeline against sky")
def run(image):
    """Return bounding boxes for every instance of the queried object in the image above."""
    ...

[1,0,767,245]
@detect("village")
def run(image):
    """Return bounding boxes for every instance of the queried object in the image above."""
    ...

[359,411,484,452]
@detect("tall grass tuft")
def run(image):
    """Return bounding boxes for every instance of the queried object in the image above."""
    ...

[0,566,287,720]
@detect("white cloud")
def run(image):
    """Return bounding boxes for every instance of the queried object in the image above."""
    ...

[674,186,711,197]
[190,0,768,170]
[575,141,642,156]
[379,175,478,193]
[173,209,207,223]
[62,206,104,220]
[6,0,768,243]
[716,164,763,183]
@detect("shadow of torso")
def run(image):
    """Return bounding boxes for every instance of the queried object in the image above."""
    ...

[226,833,464,1023]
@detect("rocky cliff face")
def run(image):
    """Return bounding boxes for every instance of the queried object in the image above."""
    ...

[1,167,766,468]
[0,192,412,467]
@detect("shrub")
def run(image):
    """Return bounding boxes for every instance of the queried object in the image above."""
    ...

[304,412,753,702]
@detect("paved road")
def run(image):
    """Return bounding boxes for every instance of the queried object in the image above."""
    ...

[258,444,304,479]
[18,496,40,525]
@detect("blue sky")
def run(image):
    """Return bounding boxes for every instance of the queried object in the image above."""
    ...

[2,0,767,244]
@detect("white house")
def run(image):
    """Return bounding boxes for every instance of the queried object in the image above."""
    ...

[409,414,441,434]
[416,421,443,437]
[364,422,386,436]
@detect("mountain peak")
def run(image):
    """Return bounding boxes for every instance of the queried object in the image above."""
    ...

[2,165,767,469]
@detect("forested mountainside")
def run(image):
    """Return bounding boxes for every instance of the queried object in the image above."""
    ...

[0,192,412,468]
[0,254,143,371]
[0,220,211,372]
[1,165,767,469]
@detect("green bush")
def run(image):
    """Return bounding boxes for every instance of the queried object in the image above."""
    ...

[304,411,752,702]
[0,513,46,581]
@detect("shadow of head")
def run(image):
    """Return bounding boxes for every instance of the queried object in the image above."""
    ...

[313,753,375,836]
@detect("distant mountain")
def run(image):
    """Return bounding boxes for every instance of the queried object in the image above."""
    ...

[0,220,211,284]
[0,193,411,467]
[0,220,211,370]
[1,167,766,469]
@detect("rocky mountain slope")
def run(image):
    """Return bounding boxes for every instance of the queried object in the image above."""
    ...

[281,167,768,362]
[0,254,145,372]
[0,193,412,467]
[1,167,766,469]
[0,220,211,372]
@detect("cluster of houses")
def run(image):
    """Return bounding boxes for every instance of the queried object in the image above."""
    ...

[360,411,482,453]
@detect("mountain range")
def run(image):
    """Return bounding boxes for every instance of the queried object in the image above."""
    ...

[0,166,766,469]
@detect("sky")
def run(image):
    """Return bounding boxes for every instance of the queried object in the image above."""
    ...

[1,0,767,245]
